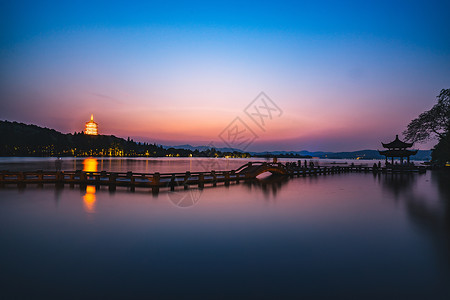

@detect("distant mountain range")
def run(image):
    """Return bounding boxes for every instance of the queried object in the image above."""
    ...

[163,144,242,153]
[164,145,432,161]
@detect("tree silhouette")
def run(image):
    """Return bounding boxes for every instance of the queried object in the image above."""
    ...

[404,89,450,165]
[404,89,450,142]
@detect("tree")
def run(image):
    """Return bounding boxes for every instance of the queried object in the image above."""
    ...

[404,89,450,142]
[404,89,450,165]
[431,134,450,165]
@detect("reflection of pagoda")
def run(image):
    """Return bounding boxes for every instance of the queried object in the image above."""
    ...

[85,114,98,135]
[378,135,417,165]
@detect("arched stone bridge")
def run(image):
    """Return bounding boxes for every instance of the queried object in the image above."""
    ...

[234,162,289,177]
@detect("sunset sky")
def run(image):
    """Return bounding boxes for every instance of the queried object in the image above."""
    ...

[1,0,449,151]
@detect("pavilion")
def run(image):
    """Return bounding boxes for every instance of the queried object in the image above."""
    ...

[378,135,417,166]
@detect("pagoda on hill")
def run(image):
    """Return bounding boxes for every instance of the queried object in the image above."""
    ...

[84,114,98,135]
[378,135,417,165]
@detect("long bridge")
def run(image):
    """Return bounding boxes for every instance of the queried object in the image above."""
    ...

[0,161,426,193]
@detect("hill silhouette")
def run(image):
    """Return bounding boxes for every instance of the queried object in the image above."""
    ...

[0,120,250,158]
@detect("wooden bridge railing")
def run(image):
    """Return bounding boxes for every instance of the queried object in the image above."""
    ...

[0,162,427,193]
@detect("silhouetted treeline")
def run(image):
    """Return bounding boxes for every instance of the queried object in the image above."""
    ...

[0,121,251,158]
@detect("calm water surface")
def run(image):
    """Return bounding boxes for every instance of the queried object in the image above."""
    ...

[0,158,449,299]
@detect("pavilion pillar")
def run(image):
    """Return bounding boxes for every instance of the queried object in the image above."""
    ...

[407,156,410,164]
[401,157,403,165]
[391,157,394,165]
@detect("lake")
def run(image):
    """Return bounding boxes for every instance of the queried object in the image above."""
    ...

[0,157,449,299]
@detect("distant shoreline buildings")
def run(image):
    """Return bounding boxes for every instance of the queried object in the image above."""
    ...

[85,114,98,135]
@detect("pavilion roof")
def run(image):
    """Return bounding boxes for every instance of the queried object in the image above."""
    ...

[381,135,413,149]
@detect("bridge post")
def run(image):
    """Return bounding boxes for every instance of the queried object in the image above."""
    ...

[231,170,239,183]
[68,173,74,188]
[198,173,204,189]
[94,173,100,188]
[17,172,26,189]
[56,171,64,187]
[108,173,116,192]
[184,171,190,189]
[36,171,43,188]
[211,170,217,186]
[16,172,26,189]
[170,174,176,191]
[224,171,230,186]
[152,172,160,194]
[80,172,87,187]
[17,172,24,182]
[130,174,135,192]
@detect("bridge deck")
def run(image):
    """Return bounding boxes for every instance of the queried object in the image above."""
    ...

[0,162,426,193]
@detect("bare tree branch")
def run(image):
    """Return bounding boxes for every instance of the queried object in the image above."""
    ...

[403,88,450,143]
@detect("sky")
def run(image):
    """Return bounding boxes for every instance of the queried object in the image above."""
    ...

[0,0,449,151]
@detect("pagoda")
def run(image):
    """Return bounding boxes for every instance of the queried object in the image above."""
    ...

[378,135,417,165]
[84,114,98,135]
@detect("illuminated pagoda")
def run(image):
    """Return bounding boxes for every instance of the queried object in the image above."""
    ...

[378,135,417,165]
[84,114,98,135]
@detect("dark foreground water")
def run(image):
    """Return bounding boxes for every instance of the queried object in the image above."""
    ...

[0,158,449,299]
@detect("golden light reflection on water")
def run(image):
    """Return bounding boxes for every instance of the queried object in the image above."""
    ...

[83,158,98,213]
[83,186,96,213]
[83,158,98,172]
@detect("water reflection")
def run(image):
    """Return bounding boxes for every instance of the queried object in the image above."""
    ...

[2,165,450,298]
[379,171,450,274]
[83,158,98,172]
[245,174,289,200]
[379,173,416,200]
[82,158,98,213]
[167,187,202,208]
[83,186,96,213]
